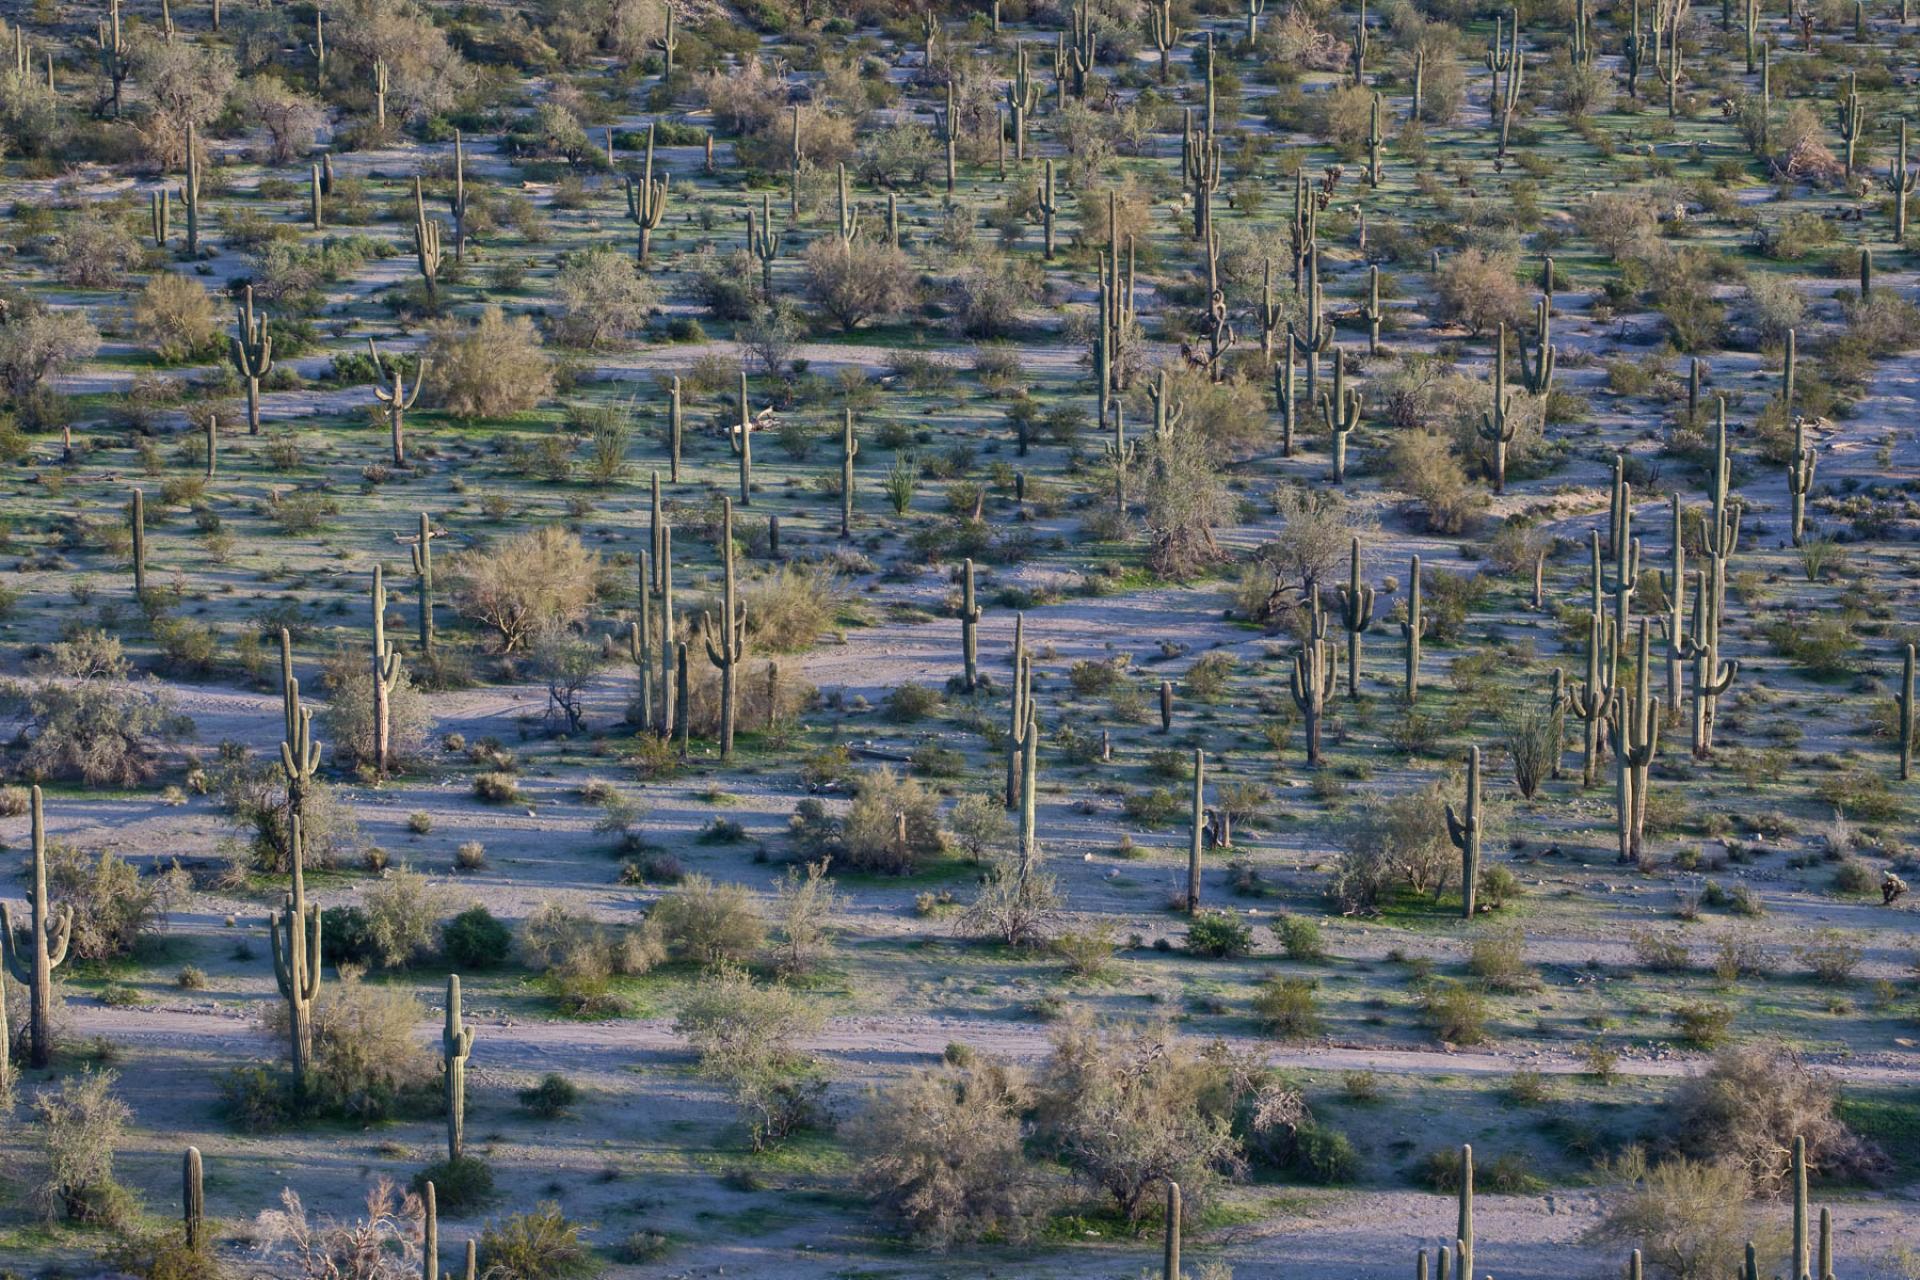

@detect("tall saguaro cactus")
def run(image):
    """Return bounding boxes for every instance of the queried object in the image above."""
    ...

[1337,537,1375,698]
[839,409,859,537]
[1319,348,1362,483]
[1888,118,1916,244]
[1446,748,1482,918]
[129,487,147,596]
[370,338,427,467]
[447,130,469,261]
[704,497,746,757]
[370,565,403,776]
[627,124,671,264]
[747,193,779,301]
[664,376,683,481]
[1006,625,1035,809]
[1611,619,1660,864]
[1289,599,1336,765]
[1572,611,1617,789]
[180,121,203,253]
[407,512,439,660]
[230,285,274,435]
[959,558,983,692]
[650,474,677,738]
[1163,1181,1181,1280]
[1479,325,1517,492]
[1,787,73,1069]
[443,974,475,1161]
[1401,554,1424,702]
[413,176,444,306]
[271,812,323,1094]
[1456,1144,1476,1280]
[1787,415,1817,547]
[1187,748,1206,912]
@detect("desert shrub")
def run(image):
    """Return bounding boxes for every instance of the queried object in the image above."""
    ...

[518,1073,581,1119]
[1597,1155,1764,1280]
[44,844,166,963]
[318,648,432,771]
[426,305,554,420]
[742,564,845,653]
[674,964,827,1150]
[803,237,916,331]
[1252,976,1323,1040]
[0,677,193,785]
[133,272,219,363]
[1186,911,1255,958]
[361,868,448,969]
[1671,1002,1736,1049]
[275,975,435,1122]
[771,859,840,976]
[959,856,1062,948]
[1467,925,1538,991]
[477,1203,594,1280]
[1666,1044,1879,1193]
[1435,247,1528,335]
[840,768,946,873]
[30,1070,135,1226]
[414,1153,494,1215]
[447,527,600,652]
[443,905,515,970]
[253,1180,426,1280]
[650,875,766,967]
[0,292,99,407]
[1422,980,1489,1045]
[883,681,942,722]
[1794,929,1863,984]
[850,1058,1045,1247]
[1035,1015,1248,1222]
[1272,914,1326,961]
[553,247,655,349]
[1333,779,1458,912]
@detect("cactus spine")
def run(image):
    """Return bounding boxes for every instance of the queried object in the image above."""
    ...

[1338,537,1375,698]
[183,1146,204,1251]
[370,339,427,467]
[230,285,274,435]
[1446,748,1482,918]
[1,788,72,1069]
[627,125,671,265]
[960,558,982,692]
[443,974,474,1161]
[371,565,402,775]
[704,497,746,758]
[1187,748,1205,913]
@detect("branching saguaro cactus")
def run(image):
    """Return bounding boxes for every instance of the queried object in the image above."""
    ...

[370,565,402,776]
[447,130,469,262]
[1289,599,1336,766]
[1149,0,1178,79]
[746,192,779,301]
[1338,537,1375,698]
[1320,348,1362,483]
[1572,611,1617,789]
[99,0,129,116]
[271,813,322,1094]
[1401,554,1424,702]
[2,787,73,1069]
[1366,92,1385,186]
[1006,625,1035,808]
[230,285,274,435]
[151,187,170,247]
[627,124,670,264]
[1017,674,1039,876]
[180,121,203,254]
[704,497,746,758]
[370,338,427,467]
[1446,747,1482,918]
[1888,118,1916,245]
[1487,11,1523,156]
[1519,295,1555,395]
[1479,325,1517,493]
[443,974,474,1161]
[413,176,444,306]
[1360,264,1383,354]
[1187,748,1206,913]
[959,558,983,692]
[1291,246,1334,399]
[652,0,679,79]
[1006,42,1039,159]
[1787,415,1817,547]
[1611,619,1660,864]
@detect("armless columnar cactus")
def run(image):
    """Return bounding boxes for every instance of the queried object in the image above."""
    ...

[370,565,402,776]
[129,486,146,596]
[443,974,474,1161]
[272,814,322,1093]
[183,1146,204,1251]
[1401,554,1424,702]
[1446,748,1482,918]
[1186,749,1206,913]
[840,409,858,537]
[959,558,982,692]
[407,512,439,659]
[1479,325,1517,493]
[2,787,72,1068]
[230,285,274,435]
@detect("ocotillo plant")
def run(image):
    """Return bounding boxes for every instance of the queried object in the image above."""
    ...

[1187,748,1205,913]
[731,372,755,505]
[230,285,274,435]
[129,487,146,596]
[746,193,778,301]
[183,1147,204,1251]
[370,565,402,776]
[839,409,858,537]
[959,558,983,692]
[627,125,671,264]
[370,338,427,467]
[271,813,322,1094]
[407,512,438,658]
[443,974,475,1161]
[1787,415,1817,547]
[1898,643,1914,781]
[1,787,73,1069]
[704,497,746,758]
[1611,619,1660,864]
[1320,348,1362,483]
[181,121,205,252]
[1338,537,1375,698]
[413,176,444,306]
[1445,748,1482,918]
[447,130,469,261]
[1036,160,1059,259]
[1401,553,1423,702]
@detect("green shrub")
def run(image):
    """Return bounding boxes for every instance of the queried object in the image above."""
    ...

[1186,911,1254,958]
[1251,976,1322,1039]
[518,1073,581,1119]
[415,1154,496,1215]
[444,906,515,970]
[477,1202,594,1280]
[1273,914,1327,961]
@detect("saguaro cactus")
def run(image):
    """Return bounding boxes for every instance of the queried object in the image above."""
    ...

[183,1146,204,1251]
[370,565,402,776]
[230,285,274,435]
[1519,295,1555,395]
[652,0,679,79]
[1611,619,1660,864]
[1457,1144,1475,1279]
[663,376,683,482]
[1187,748,1206,913]
[704,497,746,757]
[1036,160,1059,259]
[443,974,474,1161]
[1320,349,1363,483]
[1898,644,1914,781]
[959,558,982,692]
[1888,119,1916,244]
[732,372,756,505]
[151,187,170,247]
[407,512,439,659]
[650,475,677,738]
[1838,73,1863,179]
[839,409,859,537]
[413,176,444,306]
[1149,0,1178,79]
[1787,415,1816,547]
[1163,1181,1181,1279]
[1006,625,1034,808]
[181,121,203,253]
[1487,12,1523,155]
[1289,607,1336,765]
[627,124,671,264]
[370,339,427,467]
[1337,537,1375,698]
[1366,92,1385,186]
[1446,748,1482,918]
[1,788,73,1069]
[129,487,146,596]
[1479,325,1517,492]
[1572,611,1617,789]
[1401,554,1424,702]
[271,813,322,1093]
[747,193,779,301]
[1006,42,1039,159]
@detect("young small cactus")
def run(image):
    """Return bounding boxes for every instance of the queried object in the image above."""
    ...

[443,974,475,1161]
[1160,678,1174,733]
[1,787,73,1069]
[1445,749,1482,917]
